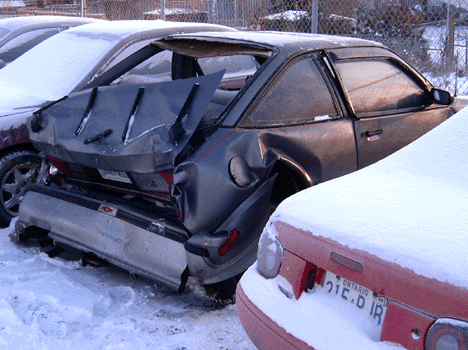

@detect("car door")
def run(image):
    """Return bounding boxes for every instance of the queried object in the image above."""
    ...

[239,54,358,184]
[327,48,452,169]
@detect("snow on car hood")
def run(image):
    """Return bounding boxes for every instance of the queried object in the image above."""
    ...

[0,85,47,130]
[271,106,468,290]
[0,85,46,112]
[28,71,224,173]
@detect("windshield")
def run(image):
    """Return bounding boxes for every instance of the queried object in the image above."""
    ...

[0,31,120,101]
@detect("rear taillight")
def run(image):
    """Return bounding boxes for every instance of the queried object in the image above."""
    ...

[426,319,468,350]
[256,231,283,279]
[48,158,72,176]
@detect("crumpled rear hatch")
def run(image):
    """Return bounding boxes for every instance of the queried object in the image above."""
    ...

[28,71,224,174]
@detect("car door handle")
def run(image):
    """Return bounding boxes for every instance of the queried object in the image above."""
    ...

[361,129,383,138]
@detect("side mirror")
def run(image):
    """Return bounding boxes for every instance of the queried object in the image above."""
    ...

[0,59,5,69]
[432,88,454,105]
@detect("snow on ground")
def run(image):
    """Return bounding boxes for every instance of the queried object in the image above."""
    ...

[0,221,255,350]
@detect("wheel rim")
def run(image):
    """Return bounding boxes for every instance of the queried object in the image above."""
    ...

[1,160,40,217]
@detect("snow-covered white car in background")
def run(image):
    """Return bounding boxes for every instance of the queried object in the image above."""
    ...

[236,105,468,349]
[0,19,235,227]
[0,15,99,67]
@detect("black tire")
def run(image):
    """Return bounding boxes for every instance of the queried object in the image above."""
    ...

[204,274,243,305]
[270,166,306,212]
[0,150,41,228]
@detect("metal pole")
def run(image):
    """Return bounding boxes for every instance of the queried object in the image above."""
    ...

[160,0,165,20]
[446,3,455,71]
[234,0,238,27]
[312,0,318,33]
[81,0,87,17]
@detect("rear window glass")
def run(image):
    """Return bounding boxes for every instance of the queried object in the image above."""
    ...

[111,51,258,91]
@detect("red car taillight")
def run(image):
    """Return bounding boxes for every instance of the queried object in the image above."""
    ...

[257,232,283,279]
[48,158,73,176]
[425,319,468,350]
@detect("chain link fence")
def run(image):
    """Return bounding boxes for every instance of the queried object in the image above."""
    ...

[1,0,468,94]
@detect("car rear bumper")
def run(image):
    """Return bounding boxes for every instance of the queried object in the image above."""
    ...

[236,282,315,350]
[14,185,189,290]
[237,264,405,350]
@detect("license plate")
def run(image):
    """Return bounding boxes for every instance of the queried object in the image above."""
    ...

[98,169,132,183]
[322,272,388,327]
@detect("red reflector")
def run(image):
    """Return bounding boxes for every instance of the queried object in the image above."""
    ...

[218,229,241,256]
[159,173,174,185]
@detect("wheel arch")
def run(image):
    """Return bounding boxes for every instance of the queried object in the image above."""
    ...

[269,158,312,206]
[0,142,38,160]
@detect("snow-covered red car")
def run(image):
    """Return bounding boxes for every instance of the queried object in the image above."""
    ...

[237,106,468,349]
[13,31,467,302]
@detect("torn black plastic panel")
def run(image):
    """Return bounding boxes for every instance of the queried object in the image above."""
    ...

[29,71,224,174]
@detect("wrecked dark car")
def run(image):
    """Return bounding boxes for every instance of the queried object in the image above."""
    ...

[0,20,234,228]
[13,31,467,301]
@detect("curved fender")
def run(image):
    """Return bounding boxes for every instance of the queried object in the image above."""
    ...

[185,174,277,284]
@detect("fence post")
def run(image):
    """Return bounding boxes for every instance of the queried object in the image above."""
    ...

[312,0,318,33]
[234,0,238,27]
[160,0,165,20]
[81,0,86,17]
[446,3,455,72]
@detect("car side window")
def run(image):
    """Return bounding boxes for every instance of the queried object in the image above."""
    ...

[0,27,61,63]
[333,59,427,117]
[243,57,338,127]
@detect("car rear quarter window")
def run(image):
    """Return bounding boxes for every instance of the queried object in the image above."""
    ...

[243,57,338,127]
[334,59,427,117]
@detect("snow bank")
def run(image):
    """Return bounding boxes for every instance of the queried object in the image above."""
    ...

[0,221,254,349]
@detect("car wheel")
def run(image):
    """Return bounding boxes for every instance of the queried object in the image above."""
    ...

[0,150,41,227]
[270,166,306,212]
[204,273,243,305]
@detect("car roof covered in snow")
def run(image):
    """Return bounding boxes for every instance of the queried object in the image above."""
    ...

[0,15,98,31]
